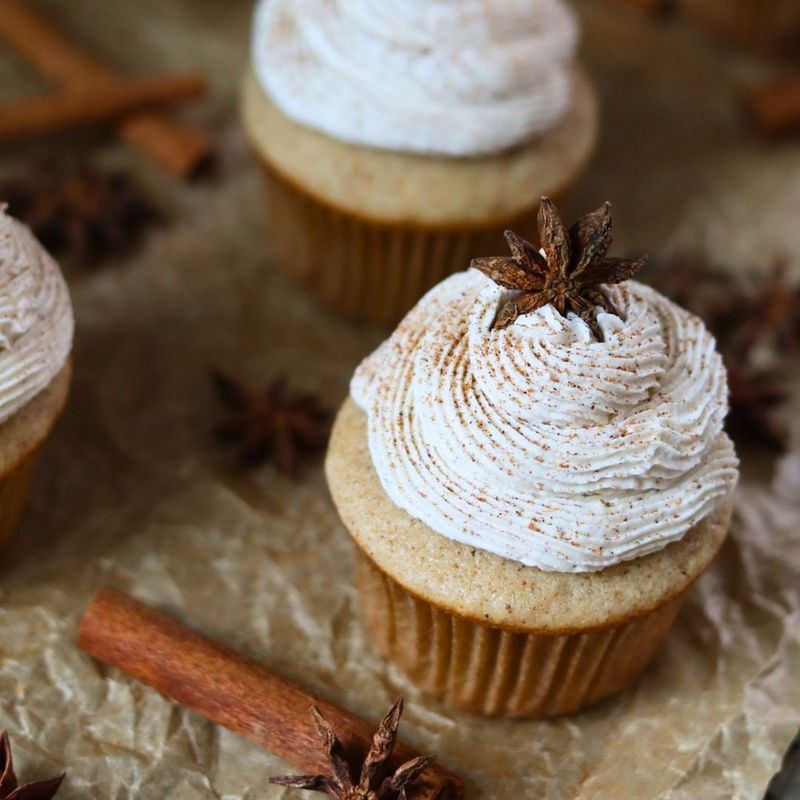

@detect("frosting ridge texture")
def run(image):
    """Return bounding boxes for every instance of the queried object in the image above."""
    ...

[0,209,73,426]
[351,271,738,572]
[251,0,579,156]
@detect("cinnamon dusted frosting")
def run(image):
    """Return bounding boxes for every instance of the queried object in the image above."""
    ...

[251,0,579,156]
[351,271,739,573]
[0,208,73,425]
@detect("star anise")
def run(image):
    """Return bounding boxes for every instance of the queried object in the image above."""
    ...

[471,197,647,341]
[0,160,159,266]
[270,698,436,800]
[211,368,331,477]
[0,732,64,800]
[735,261,800,356]
[726,365,788,451]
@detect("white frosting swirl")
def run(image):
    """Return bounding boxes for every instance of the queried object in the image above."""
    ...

[251,0,579,156]
[0,208,73,424]
[351,271,738,572]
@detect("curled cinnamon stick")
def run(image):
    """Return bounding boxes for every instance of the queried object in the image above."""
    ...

[0,75,205,141]
[745,74,800,138]
[78,588,464,800]
[0,0,214,179]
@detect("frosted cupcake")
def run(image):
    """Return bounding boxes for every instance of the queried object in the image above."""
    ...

[0,207,73,551]
[681,0,800,51]
[242,0,598,324]
[326,198,738,717]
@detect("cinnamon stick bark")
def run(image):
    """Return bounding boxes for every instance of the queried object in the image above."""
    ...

[78,588,464,800]
[745,75,800,137]
[0,75,206,141]
[0,0,214,179]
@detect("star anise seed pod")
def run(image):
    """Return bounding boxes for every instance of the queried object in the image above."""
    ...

[471,197,647,341]
[270,698,436,800]
[211,368,331,477]
[0,161,159,266]
[726,365,788,451]
[0,732,64,800]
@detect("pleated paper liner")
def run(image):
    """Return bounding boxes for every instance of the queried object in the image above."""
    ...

[258,161,566,326]
[355,549,688,719]
[682,0,800,51]
[0,363,71,553]
[0,448,42,551]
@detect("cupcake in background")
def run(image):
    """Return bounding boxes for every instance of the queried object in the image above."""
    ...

[681,0,800,52]
[0,207,73,551]
[242,0,598,324]
[326,198,738,717]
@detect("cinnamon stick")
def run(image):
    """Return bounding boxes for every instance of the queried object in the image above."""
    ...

[745,74,800,137]
[78,588,464,800]
[0,0,214,179]
[0,75,205,141]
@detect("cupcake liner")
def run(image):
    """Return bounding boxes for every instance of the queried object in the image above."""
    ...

[682,0,800,50]
[355,549,687,718]
[258,160,552,326]
[0,446,42,552]
[0,364,71,553]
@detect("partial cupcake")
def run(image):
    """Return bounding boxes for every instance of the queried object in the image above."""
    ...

[0,207,73,551]
[681,0,800,52]
[242,0,598,324]
[326,198,738,718]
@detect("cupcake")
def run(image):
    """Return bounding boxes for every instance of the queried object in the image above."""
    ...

[326,198,739,718]
[242,0,598,325]
[0,207,73,551]
[681,0,800,51]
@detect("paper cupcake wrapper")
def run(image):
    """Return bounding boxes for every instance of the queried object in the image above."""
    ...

[0,446,41,552]
[682,0,800,50]
[355,549,688,718]
[258,161,554,326]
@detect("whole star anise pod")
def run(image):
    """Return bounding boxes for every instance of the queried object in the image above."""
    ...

[270,698,435,800]
[0,732,64,800]
[726,365,788,451]
[211,368,331,477]
[471,197,647,340]
[0,160,159,266]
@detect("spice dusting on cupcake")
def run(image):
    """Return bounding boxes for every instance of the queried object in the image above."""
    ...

[472,197,647,339]
[327,197,739,716]
[348,198,738,572]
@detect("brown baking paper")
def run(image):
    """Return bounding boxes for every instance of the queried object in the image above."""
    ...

[0,1,799,797]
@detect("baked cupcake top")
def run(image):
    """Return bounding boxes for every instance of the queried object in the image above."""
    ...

[0,208,73,425]
[351,200,739,573]
[251,0,579,156]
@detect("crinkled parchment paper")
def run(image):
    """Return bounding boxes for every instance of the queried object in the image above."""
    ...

[0,1,799,797]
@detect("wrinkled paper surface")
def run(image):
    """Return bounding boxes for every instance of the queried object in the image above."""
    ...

[0,1,799,797]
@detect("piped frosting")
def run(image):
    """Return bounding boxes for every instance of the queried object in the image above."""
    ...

[251,0,579,156]
[351,271,738,572]
[0,208,73,425]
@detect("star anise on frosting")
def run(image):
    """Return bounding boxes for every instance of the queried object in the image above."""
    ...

[270,698,436,800]
[471,197,647,341]
[211,368,332,477]
[0,732,64,800]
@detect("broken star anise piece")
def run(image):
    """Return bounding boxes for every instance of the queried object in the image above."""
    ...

[270,697,436,800]
[471,197,647,341]
[211,368,331,478]
[0,732,64,800]
[0,160,159,266]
